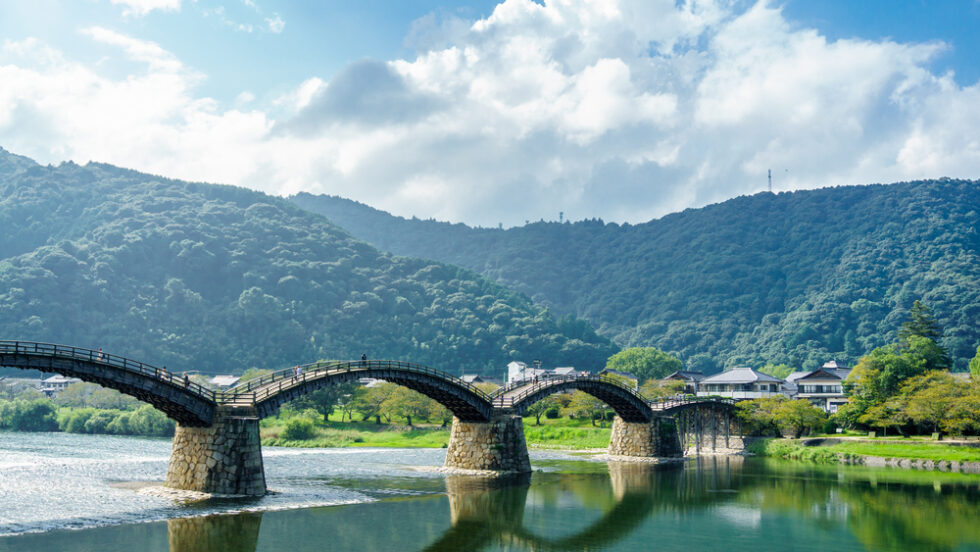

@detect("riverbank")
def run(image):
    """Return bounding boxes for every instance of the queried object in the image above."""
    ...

[748,437,980,472]
[259,417,612,450]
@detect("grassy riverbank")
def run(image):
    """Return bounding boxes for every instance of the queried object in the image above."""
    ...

[260,414,612,449]
[749,438,980,464]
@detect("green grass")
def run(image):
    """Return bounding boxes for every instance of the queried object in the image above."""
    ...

[750,438,980,464]
[260,413,613,449]
[825,441,980,462]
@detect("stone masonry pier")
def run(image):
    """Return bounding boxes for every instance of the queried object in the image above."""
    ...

[166,406,266,496]
[608,416,683,459]
[445,415,531,473]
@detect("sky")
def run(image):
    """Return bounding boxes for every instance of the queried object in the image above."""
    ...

[1,0,979,227]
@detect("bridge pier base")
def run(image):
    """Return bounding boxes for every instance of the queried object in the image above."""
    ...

[166,406,266,496]
[445,415,531,473]
[608,416,683,458]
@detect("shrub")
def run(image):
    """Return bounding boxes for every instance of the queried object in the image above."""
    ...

[84,410,119,434]
[128,405,175,437]
[59,408,97,433]
[281,417,317,441]
[5,399,59,431]
[545,406,560,419]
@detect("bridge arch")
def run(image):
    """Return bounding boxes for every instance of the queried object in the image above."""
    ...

[227,360,495,422]
[0,341,217,426]
[492,376,653,423]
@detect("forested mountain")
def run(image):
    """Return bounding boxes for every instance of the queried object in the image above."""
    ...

[0,148,616,376]
[291,180,980,372]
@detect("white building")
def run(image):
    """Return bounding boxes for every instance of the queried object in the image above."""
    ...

[40,375,82,396]
[697,367,783,399]
[785,361,851,413]
[506,361,547,384]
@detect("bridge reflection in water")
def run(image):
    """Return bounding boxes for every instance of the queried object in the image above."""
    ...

[164,458,747,552]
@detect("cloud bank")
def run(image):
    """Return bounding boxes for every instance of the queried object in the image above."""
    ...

[2,0,979,226]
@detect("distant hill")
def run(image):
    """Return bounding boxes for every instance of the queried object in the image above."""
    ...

[0,148,616,375]
[291,180,980,372]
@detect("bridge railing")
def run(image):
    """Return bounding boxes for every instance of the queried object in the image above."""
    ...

[648,396,736,411]
[221,359,493,405]
[0,340,218,402]
[493,373,641,408]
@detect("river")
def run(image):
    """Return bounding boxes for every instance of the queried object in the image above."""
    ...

[1,432,980,551]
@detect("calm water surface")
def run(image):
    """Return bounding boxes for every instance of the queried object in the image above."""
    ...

[1,432,980,551]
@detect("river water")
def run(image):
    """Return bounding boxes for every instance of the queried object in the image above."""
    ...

[1,432,980,551]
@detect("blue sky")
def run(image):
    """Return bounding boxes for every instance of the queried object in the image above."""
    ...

[2,0,979,226]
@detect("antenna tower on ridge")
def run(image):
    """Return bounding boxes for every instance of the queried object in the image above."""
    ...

[768,169,772,193]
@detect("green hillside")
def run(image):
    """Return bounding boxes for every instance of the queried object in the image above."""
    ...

[0,148,616,375]
[291,180,980,372]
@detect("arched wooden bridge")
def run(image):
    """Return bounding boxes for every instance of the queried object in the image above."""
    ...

[0,340,735,425]
[0,340,741,496]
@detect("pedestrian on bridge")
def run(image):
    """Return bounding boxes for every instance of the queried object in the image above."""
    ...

[294,365,302,380]
[360,353,367,367]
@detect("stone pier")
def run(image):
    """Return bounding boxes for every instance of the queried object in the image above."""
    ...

[445,415,531,473]
[165,406,266,496]
[608,416,683,458]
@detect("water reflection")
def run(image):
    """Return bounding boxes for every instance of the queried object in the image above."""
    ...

[10,455,980,552]
[167,513,262,552]
[426,461,701,551]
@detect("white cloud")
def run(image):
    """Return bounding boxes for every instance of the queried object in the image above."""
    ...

[109,0,180,17]
[266,14,285,34]
[2,0,980,227]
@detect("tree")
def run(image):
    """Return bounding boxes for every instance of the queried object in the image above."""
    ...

[604,347,682,384]
[899,300,942,343]
[291,382,357,422]
[382,387,432,426]
[566,392,608,427]
[352,383,397,424]
[969,346,980,380]
[525,396,559,425]
[901,371,964,434]
[735,396,786,436]
[858,402,906,437]
[904,335,951,372]
[759,364,795,380]
[773,399,827,438]
[639,379,685,400]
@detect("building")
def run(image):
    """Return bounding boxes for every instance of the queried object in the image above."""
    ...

[552,367,587,378]
[461,374,485,384]
[697,367,783,399]
[663,371,705,394]
[506,361,548,384]
[40,375,82,396]
[788,361,851,413]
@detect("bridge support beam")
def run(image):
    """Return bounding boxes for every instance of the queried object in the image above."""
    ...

[445,415,531,473]
[166,406,266,496]
[608,416,683,458]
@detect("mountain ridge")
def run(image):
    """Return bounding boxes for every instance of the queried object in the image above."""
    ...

[291,179,980,372]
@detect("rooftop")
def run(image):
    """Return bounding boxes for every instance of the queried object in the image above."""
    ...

[701,367,783,384]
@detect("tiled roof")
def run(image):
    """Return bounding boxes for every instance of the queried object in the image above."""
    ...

[701,367,783,384]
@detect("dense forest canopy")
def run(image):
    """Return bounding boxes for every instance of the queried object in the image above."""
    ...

[0,148,616,376]
[291,179,980,372]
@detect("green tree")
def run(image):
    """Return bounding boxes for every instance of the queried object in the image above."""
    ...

[968,346,980,379]
[525,396,559,426]
[638,379,685,400]
[898,300,942,344]
[759,364,795,380]
[566,392,608,427]
[904,335,951,372]
[858,402,906,436]
[735,396,786,436]
[604,347,682,384]
[773,399,827,438]
[352,383,397,424]
[901,371,965,434]
[291,382,357,422]
[382,387,432,426]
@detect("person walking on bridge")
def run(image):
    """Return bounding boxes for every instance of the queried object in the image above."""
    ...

[360,353,367,367]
